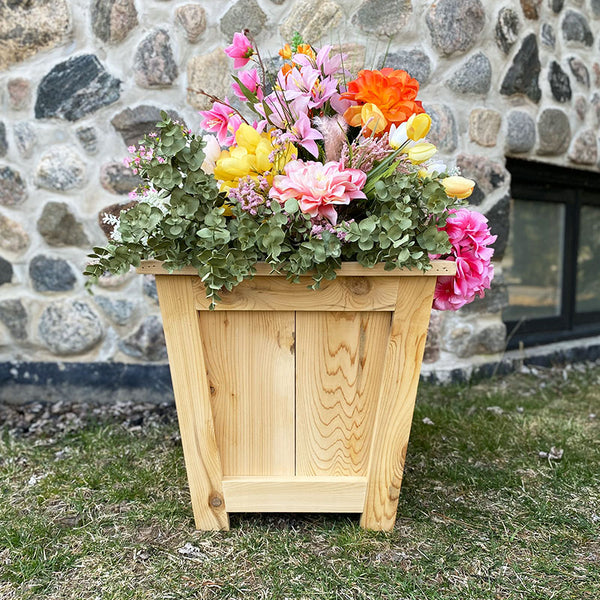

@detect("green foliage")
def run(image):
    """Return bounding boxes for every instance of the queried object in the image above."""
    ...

[84,113,464,308]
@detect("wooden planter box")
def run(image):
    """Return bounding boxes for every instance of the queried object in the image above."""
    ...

[137,260,456,532]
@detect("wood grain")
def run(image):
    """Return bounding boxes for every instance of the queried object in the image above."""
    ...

[198,311,296,477]
[296,312,391,476]
[360,277,437,532]
[192,276,399,311]
[154,275,229,531]
[137,260,457,277]
[222,476,367,512]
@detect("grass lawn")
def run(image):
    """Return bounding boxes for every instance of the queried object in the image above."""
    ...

[1,364,599,599]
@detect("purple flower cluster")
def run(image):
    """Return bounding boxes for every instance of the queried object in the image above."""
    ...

[310,218,352,242]
[340,133,392,172]
[228,175,270,215]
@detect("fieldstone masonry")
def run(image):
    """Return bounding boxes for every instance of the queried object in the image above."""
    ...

[0,0,598,379]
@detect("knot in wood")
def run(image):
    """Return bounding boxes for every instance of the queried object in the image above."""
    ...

[209,493,223,508]
[345,277,372,296]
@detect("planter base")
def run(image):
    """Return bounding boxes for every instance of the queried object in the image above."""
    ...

[139,261,455,532]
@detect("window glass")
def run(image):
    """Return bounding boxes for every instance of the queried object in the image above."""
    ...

[503,199,565,321]
[576,205,600,313]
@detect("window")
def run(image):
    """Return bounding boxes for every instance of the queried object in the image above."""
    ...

[503,158,600,349]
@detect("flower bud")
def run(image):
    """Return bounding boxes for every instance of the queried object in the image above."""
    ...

[442,176,475,199]
[406,142,437,164]
[406,113,431,141]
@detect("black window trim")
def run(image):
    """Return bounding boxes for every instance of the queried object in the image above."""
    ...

[504,158,600,350]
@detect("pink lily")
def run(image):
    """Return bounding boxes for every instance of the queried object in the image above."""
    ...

[224,32,254,69]
[232,68,264,102]
[285,113,323,158]
[199,99,242,146]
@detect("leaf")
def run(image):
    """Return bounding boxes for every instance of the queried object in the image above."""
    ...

[284,198,299,214]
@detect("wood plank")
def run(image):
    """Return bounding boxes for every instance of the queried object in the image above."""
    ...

[137,260,456,277]
[222,476,367,512]
[192,276,399,311]
[360,277,437,532]
[154,275,229,531]
[198,311,296,477]
[296,312,391,477]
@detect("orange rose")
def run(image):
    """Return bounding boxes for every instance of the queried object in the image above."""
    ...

[341,68,424,135]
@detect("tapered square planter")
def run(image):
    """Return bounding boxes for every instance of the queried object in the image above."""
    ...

[137,260,456,532]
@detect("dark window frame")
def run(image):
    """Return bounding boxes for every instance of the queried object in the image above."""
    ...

[504,158,600,350]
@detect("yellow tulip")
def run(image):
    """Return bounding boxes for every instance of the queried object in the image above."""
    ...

[406,113,431,141]
[405,142,437,164]
[442,175,475,199]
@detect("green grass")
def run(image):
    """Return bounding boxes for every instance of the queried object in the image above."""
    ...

[1,365,599,599]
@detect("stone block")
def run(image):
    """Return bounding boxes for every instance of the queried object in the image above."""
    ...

[134,29,178,88]
[280,0,343,45]
[0,299,28,340]
[447,52,491,95]
[39,299,104,356]
[0,167,27,207]
[220,0,267,39]
[175,4,207,43]
[568,130,598,165]
[500,34,541,103]
[91,0,138,44]
[536,109,571,155]
[37,202,89,247]
[120,316,167,361]
[506,110,535,153]
[384,48,431,85]
[0,213,29,254]
[29,255,77,292]
[7,78,31,111]
[35,146,87,192]
[35,55,121,121]
[423,104,457,153]
[0,0,71,70]
[548,61,572,102]
[111,105,184,148]
[469,109,502,147]
[426,0,485,57]
[187,49,232,111]
[351,0,412,37]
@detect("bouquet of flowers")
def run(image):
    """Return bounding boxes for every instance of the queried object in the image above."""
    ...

[86,31,495,310]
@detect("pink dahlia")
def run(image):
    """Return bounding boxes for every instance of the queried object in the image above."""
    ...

[224,32,254,69]
[444,208,497,260]
[270,160,367,224]
[432,209,496,311]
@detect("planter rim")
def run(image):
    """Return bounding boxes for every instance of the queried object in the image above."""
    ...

[136,259,456,277]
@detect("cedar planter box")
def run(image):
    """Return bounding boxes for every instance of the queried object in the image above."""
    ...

[137,260,456,532]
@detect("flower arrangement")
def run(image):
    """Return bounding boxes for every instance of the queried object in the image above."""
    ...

[86,31,496,310]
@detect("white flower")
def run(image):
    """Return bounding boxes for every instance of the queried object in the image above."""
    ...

[201,134,221,175]
[388,122,414,150]
[418,160,448,178]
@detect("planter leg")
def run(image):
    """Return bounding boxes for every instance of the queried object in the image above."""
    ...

[360,278,437,532]
[155,275,229,531]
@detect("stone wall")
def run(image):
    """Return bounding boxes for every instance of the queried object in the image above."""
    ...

[0,0,598,384]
